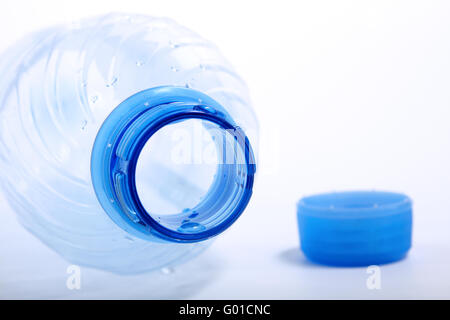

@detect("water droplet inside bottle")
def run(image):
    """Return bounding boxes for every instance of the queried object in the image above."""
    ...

[91,95,98,103]
[136,60,145,67]
[194,105,216,114]
[199,64,207,71]
[169,41,179,48]
[177,222,206,233]
[170,66,179,72]
[161,267,174,275]
[106,77,118,87]
[124,235,134,242]
[81,120,87,130]
[188,211,199,219]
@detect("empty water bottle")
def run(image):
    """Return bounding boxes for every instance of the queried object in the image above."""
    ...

[0,13,258,274]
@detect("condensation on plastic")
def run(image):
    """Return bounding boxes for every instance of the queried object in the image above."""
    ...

[0,13,258,274]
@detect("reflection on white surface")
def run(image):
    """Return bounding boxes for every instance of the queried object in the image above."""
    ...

[0,193,223,299]
[188,188,450,300]
[1,171,450,299]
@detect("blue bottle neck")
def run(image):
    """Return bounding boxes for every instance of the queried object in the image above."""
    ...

[91,86,255,243]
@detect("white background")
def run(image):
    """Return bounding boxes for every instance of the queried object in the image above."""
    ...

[1,0,450,299]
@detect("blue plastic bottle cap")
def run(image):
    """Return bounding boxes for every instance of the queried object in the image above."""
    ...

[297,191,412,266]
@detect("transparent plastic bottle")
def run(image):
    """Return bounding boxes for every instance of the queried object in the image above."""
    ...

[0,13,258,274]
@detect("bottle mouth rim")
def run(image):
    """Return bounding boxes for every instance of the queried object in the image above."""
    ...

[91,86,255,243]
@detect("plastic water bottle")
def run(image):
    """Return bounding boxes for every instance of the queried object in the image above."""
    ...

[0,13,258,274]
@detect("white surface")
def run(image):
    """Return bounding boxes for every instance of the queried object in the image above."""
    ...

[1,0,450,299]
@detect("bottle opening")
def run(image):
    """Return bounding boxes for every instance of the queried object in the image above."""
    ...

[91,86,256,242]
[135,118,218,217]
